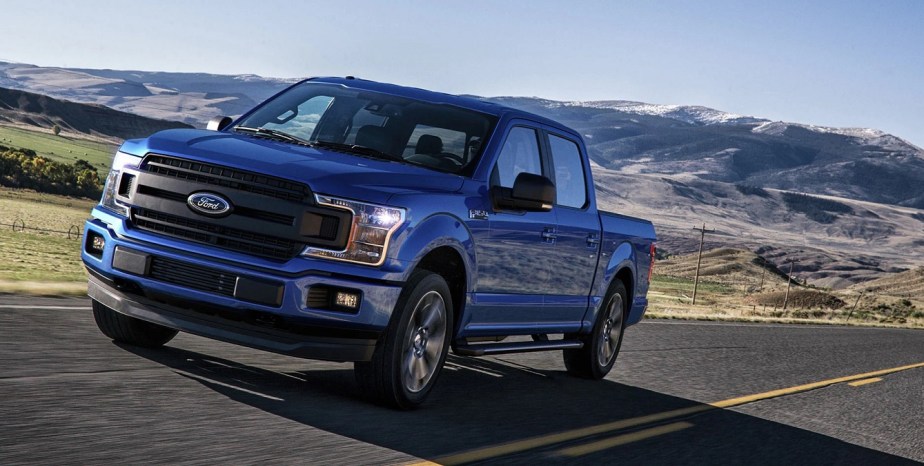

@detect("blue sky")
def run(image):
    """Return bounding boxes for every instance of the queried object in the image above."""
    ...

[3,0,923,146]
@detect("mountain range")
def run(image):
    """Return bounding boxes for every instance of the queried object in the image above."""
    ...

[0,87,190,140]
[2,61,922,288]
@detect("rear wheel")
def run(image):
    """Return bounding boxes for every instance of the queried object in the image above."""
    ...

[92,299,178,348]
[355,270,453,409]
[563,280,628,379]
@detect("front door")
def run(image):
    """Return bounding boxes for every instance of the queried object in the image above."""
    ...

[468,125,555,334]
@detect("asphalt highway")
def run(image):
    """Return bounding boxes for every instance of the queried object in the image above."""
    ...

[1,296,922,465]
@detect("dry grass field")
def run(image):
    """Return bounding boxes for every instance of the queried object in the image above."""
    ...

[0,188,91,295]
[650,248,924,328]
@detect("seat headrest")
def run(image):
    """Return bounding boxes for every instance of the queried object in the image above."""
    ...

[416,134,443,155]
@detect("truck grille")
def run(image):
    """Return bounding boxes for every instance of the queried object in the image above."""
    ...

[120,154,351,261]
[143,154,312,203]
[132,208,303,260]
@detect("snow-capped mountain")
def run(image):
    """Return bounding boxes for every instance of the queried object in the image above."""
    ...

[566,100,767,126]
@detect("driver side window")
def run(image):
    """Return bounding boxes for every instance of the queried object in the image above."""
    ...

[492,127,542,188]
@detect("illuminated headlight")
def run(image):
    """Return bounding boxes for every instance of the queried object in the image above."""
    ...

[99,151,140,217]
[302,194,406,266]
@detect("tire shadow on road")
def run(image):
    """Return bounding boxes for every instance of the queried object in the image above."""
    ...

[120,344,917,465]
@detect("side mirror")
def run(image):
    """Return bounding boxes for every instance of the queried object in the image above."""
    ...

[492,172,555,212]
[207,116,233,131]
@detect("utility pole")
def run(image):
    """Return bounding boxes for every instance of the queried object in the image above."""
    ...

[691,223,715,305]
[782,259,799,310]
[845,292,864,322]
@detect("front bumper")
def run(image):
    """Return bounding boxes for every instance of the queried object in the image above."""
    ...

[82,213,406,362]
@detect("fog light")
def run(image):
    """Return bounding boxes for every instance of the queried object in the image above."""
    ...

[86,231,105,258]
[307,285,363,313]
[334,291,360,310]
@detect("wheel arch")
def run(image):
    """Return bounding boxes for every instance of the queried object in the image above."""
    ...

[395,213,474,335]
[584,241,638,331]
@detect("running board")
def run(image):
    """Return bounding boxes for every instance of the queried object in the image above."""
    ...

[453,340,583,356]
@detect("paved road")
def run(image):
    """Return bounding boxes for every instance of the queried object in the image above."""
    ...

[1,296,922,465]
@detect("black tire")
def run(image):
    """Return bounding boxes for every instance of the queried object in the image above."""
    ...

[563,280,628,379]
[92,299,178,348]
[355,270,453,409]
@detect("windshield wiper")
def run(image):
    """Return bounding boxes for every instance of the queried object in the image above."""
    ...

[309,140,403,162]
[233,126,313,146]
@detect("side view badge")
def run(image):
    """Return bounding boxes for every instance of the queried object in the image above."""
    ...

[469,209,489,220]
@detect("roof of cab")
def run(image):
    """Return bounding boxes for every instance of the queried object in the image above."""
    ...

[304,76,575,135]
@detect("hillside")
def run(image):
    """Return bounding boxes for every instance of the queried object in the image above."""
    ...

[591,164,924,288]
[655,247,789,291]
[0,61,294,128]
[852,267,924,298]
[489,97,924,209]
[0,87,190,140]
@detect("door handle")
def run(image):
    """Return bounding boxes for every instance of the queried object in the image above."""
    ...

[586,234,600,247]
[541,228,557,243]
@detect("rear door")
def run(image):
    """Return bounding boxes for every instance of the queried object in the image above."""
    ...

[544,132,600,320]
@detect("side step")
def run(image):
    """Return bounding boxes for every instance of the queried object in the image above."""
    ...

[453,339,583,356]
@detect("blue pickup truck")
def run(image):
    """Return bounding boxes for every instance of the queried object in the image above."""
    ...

[82,77,656,408]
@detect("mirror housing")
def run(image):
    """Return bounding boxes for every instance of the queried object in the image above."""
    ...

[492,172,555,212]
[207,116,233,131]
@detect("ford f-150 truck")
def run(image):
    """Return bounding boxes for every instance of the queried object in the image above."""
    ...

[82,77,656,408]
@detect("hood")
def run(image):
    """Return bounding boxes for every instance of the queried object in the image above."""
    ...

[120,129,465,205]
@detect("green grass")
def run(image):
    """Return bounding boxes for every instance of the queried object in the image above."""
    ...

[0,125,117,175]
[0,229,86,282]
[0,188,91,290]
[0,187,95,232]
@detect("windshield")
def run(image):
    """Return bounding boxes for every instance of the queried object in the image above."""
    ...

[234,82,497,175]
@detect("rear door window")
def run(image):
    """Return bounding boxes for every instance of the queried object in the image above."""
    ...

[547,134,587,209]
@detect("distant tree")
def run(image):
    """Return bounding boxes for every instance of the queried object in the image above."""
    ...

[52,125,61,136]
[0,148,101,198]
[735,184,770,198]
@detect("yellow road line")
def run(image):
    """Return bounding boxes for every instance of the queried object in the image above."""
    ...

[709,361,924,408]
[848,377,883,387]
[557,422,694,457]
[433,360,924,465]
[435,405,711,465]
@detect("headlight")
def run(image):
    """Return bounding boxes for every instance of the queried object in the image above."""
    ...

[99,151,141,217]
[302,194,405,266]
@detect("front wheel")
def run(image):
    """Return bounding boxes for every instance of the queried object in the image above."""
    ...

[92,299,178,348]
[355,271,453,409]
[563,280,628,379]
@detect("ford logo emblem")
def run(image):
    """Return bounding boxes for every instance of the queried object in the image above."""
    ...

[187,192,233,217]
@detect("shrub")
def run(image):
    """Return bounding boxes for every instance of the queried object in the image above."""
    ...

[0,148,102,198]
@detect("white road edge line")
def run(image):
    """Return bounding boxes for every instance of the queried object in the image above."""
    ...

[173,369,284,401]
[0,305,91,310]
[444,362,503,378]
[641,320,898,330]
